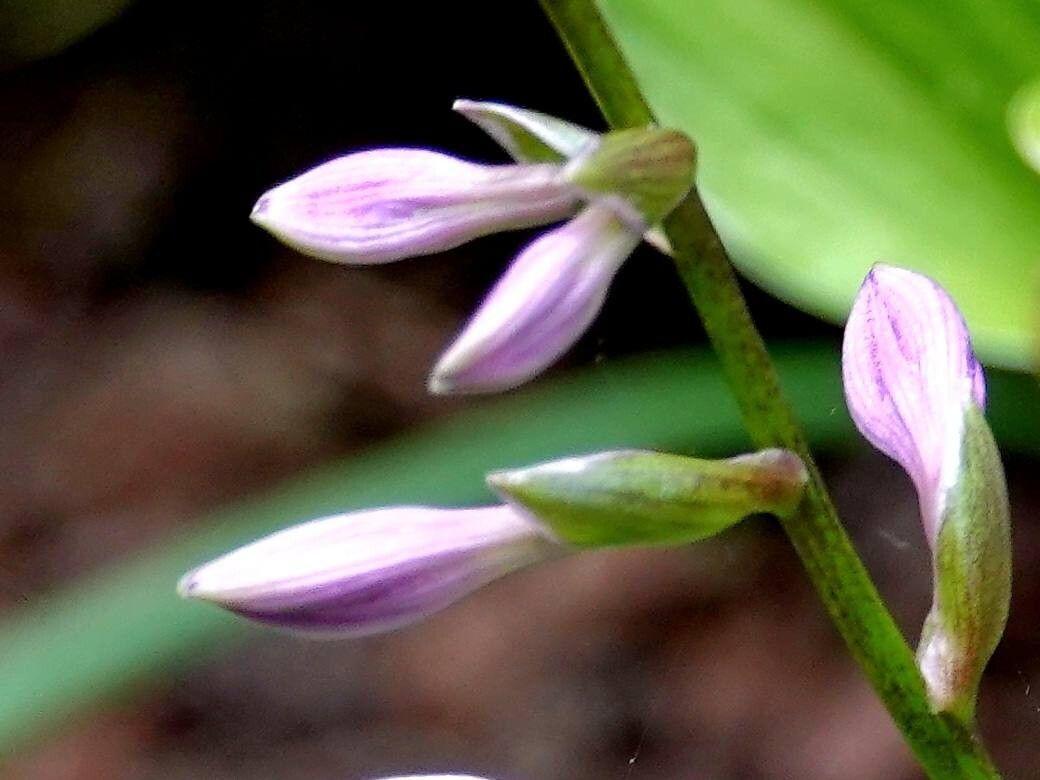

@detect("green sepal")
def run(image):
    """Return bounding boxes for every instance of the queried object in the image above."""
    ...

[917,406,1012,724]
[453,99,597,163]
[455,100,674,254]
[487,448,806,548]
[566,127,697,228]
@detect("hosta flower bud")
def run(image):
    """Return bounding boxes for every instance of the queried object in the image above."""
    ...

[178,505,558,636]
[488,448,807,547]
[428,202,641,394]
[842,263,1011,721]
[250,149,582,264]
[375,776,491,780]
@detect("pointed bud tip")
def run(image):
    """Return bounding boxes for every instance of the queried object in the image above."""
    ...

[250,194,272,226]
[176,570,203,600]
[485,468,525,495]
[426,353,504,395]
[176,565,234,604]
[426,371,454,396]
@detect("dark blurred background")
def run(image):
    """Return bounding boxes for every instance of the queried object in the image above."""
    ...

[0,2,1038,778]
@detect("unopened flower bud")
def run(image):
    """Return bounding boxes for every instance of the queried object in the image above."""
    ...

[428,202,641,394]
[842,263,1011,721]
[487,448,807,547]
[178,505,558,636]
[251,149,582,264]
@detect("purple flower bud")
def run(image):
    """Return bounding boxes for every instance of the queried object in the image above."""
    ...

[428,203,641,394]
[841,263,985,545]
[373,776,492,780]
[251,149,582,264]
[843,264,1011,720]
[178,505,558,636]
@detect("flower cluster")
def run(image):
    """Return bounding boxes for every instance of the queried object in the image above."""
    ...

[251,101,694,393]
[179,95,1012,777]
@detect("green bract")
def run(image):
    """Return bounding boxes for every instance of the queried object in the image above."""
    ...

[918,406,1012,722]
[488,448,807,548]
[453,99,598,163]
[566,127,697,227]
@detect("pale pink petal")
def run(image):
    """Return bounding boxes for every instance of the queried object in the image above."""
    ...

[842,264,984,544]
[428,204,641,394]
[251,149,581,264]
[179,505,557,636]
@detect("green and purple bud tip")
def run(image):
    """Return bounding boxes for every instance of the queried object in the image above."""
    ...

[842,263,1010,721]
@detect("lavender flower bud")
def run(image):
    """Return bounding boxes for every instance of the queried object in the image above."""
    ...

[842,264,986,544]
[250,149,582,264]
[427,202,641,394]
[178,505,558,636]
[842,263,1010,721]
[488,449,807,547]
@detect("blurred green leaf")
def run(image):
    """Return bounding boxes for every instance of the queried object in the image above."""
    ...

[0,344,1037,756]
[1009,77,1040,174]
[0,0,132,67]
[599,0,1040,369]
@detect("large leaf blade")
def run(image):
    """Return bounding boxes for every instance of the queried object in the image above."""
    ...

[600,0,1040,368]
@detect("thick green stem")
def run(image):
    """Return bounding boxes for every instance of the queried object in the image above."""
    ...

[539,0,999,776]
